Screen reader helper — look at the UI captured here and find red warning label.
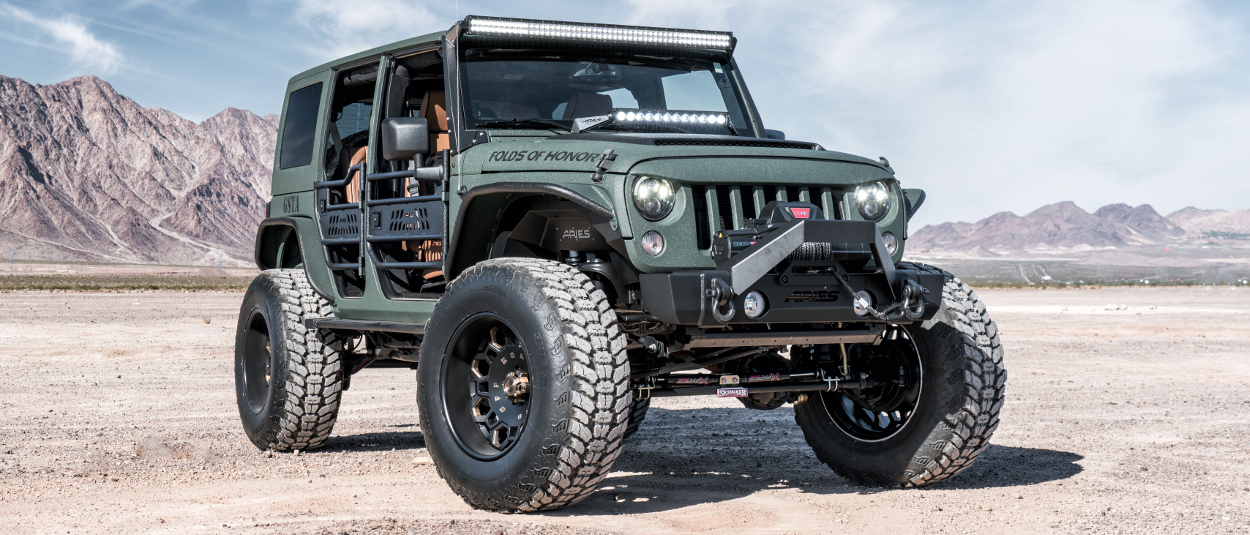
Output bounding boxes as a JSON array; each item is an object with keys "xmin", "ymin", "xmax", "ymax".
[{"xmin": 789, "ymin": 207, "xmax": 811, "ymax": 219}]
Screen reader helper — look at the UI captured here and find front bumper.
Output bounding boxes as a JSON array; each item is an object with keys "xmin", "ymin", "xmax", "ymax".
[{"xmin": 639, "ymin": 219, "xmax": 943, "ymax": 327}]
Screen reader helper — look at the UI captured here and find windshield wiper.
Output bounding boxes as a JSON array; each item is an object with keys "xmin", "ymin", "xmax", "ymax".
[{"xmin": 473, "ymin": 119, "xmax": 569, "ymax": 131}]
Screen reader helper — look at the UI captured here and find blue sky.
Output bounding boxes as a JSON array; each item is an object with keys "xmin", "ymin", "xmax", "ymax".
[{"xmin": 1, "ymin": 0, "xmax": 1248, "ymax": 227}]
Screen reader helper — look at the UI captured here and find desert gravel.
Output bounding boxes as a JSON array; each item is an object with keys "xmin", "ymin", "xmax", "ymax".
[{"xmin": 0, "ymin": 286, "xmax": 1247, "ymax": 534}]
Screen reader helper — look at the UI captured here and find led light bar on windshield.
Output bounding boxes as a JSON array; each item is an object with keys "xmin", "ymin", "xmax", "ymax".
[
  {"xmin": 594, "ymin": 108, "xmax": 734, "ymax": 135},
  {"xmin": 463, "ymin": 16, "xmax": 734, "ymax": 52},
  {"xmin": 615, "ymin": 110, "xmax": 729, "ymax": 126}
]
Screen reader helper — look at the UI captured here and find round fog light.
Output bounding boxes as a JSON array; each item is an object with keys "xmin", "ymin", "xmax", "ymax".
[
  {"xmin": 853, "ymin": 290, "xmax": 874, "ymax": 317},
  {"xmin": 743, "ymin": 291, "xmax": 767, "ymax": 319},
  {"xmin": 882, "ymin": 232, "xmax": 898, "ymax": 255},
  {"xmin": 641, "ymin": 231, "xmax": 664, "ymax": 256}
]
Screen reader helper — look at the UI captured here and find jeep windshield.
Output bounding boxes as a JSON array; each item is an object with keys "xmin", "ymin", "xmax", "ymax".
[{"xmin": 459, "ymin": 51, "xmax": 756, "ymax": 136}]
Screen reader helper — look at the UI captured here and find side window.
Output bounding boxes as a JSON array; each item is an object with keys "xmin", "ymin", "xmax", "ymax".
[
  {"xmin": 333, "ymin": 102, "xmax": 372, "ymax": 145},
  {"xmin": 279, "ymin": 82, "xmax": 323, "ymax": 169}
]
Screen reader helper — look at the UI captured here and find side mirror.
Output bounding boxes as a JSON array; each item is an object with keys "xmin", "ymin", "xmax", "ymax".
[
  {"xmin": 764, "ymin": 129, "xmax": 786, "ymax": 140},
  {"xmin": 381, "ymin": 117, "xmax": 429, "ymax": 161}
]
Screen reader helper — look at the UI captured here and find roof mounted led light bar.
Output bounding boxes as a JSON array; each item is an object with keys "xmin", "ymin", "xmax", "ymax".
[{"xmin": 461, "ymin": 16, "xmax": 735, "ymax": 57}]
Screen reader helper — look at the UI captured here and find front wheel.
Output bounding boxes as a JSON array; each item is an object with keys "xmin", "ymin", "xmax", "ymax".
[
  {"xmin": 794, "ymin": 263, "xmax": 1005, "ymax": 487},
  {"xmin": 418, "ymin": 259, "xmax": 631, "ymax": 512}
]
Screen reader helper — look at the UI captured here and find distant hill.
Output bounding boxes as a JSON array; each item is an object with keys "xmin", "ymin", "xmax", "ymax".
[
  {"xmin": 0, "ymin": 75, "xmax": 277, "ymax": 265},
  {"xmin": 909, "ymin": 202, "xmax": 1250, "ymax": 253}
]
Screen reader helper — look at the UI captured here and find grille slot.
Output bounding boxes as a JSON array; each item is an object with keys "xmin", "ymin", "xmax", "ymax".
[{"xmin": 692, "ymin": 185, "xmax": 711, "ymax": 250}]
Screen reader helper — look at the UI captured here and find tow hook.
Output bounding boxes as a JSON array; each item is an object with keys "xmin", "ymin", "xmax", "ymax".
[
  {"xmin": 900, "ymin": 277, "xmax": 928, "ymax": 320},
  {"xmin": 705, "ymin": 277, "xmax": 736, "ymax": 322}
]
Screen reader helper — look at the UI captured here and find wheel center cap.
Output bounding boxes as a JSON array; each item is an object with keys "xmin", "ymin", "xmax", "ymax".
[{"xmin": 502, "ymin": 370, "xmax": 530, "ymax": 401}]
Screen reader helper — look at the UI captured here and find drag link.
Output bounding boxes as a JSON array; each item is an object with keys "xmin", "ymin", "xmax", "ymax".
[{"xmin": 644, "ymin": 375, "xmax": 882, "ymax": 398}]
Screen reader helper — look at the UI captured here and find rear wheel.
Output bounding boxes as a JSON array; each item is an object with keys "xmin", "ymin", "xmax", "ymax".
[
  {"xmin": 418, "ymin": 258, "xmax": 631, "ymax": 512},
  {"xmin": 234, "ymin": 269, "xmax": 344, "ymax": 451},
  {"xmin": 793, "ymin": 263, "xmax": 1005, "ymax": 486}
]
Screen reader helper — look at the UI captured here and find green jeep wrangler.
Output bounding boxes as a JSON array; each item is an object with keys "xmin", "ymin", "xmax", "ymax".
[{"xmin": 235, "ymin": 16, "xmax": 1006, "ymax": 512}]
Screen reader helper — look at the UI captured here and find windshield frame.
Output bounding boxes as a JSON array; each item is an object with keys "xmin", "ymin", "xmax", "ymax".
[{"xmin": 455, "ymin": 47, "xmax": 764, "ymax": 139}]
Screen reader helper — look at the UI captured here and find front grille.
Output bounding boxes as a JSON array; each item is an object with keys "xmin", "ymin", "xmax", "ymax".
[
  {"xmin": 690, "ymin": 184, "xmax": 843, "ymax": 249},
  {"xmin": 653, "ymin": 138, "xmax": 819, "ymax": 150}
]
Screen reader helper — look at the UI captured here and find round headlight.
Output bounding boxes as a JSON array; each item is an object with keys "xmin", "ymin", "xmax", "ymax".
[
  {"xmin": 632, "ymin": 177, "xmax": 676, "ymax": 221},
  {"xmin": 882, "ymin": 232, "xmax": 898, "ymax": 255},
  {"xmin": 855, "ymin": 182, "xmax": 891, "ymax": 220},
  {"xmin": 641, "ymin": 231, "xmax": 665, "ymax": 256}
]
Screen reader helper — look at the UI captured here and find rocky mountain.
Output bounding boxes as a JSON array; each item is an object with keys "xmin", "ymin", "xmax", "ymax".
[
  {"xmin": 909, "ymin": 202, "xmax": 1250, "ymax": 253},
  {"xmin": 0, "ymin": 74, "xmax": 277, "ymax": 265},
  {"xmin": 1165, "ymin": 207, "xmax": 1250, "ymax": 238}
]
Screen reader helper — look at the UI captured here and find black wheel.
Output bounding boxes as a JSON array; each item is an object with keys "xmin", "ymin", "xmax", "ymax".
[
  {"xmin": 442, "ymin": 314, "xmax": 533, "ymax": 458},
  {"xmin": 823, "ymin": 336, "xmax": 923, "ymax": 439},
  {"xmin": 793, "ymin": 263, "xmax": 1005, "ymax": 487},
  {"xmin": 234, "ymin": 269, "xmax": 344, "ymax": 451},
  {"xmin": 418, "ymin": 258, "xmax": 631, "ymax": 512}
]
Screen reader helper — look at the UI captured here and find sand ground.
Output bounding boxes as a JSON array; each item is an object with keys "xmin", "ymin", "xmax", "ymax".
[{"xmin": 1, "ymin": 286, "xmax": 1247, "ymax": 534}]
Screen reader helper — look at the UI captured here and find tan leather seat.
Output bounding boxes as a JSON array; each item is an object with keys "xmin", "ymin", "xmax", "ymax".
[
  {"xmin": 561, "ymin": 92, "xmax": 612, "ymax": 120},
  {"xmin": 344, "ymin": 146, "xmax": 367, "ymax": 204},
  {"xmin": 420, "ymin": 90, "xmax": 449, "ymax": 153},
  {"xmin": 413, "ymin": 90, "xmax": 447, "ymax": 280}
]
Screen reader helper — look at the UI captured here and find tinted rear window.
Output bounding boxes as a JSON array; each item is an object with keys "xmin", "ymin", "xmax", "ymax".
[{"xmin": 279, "ymin": 82, "xmax": 323, "ymax": 169}]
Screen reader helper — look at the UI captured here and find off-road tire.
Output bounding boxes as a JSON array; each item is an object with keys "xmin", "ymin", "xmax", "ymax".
[
  {"xmin": 234, "ymin": 269, "xmax": 344, "ymax": 451},
  {"xmin": 418, "ymin": 258, "xmax": 631, "ymax": 512},
  {"xmin": 793, "ymin": 262, "xmax": 1005, "ymax": 487},
  {"xmin": 623, "ymin": 396, "xmax": 650, "ymax": 440}
]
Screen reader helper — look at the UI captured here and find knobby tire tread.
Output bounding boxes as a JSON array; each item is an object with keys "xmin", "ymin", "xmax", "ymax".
[
  {"xmin": 257, "ymin": 269, "xmax": 344, "ymax": 452},
  {"xmin": 623, "ymin": 396, "xmax": 650, "ymax": 440},
  {"xmin": 894, "ymin": 262, "xmax": 1005, "ymax": 487}
]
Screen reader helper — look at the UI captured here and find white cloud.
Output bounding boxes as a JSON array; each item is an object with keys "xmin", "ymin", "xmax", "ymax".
[
  {"xmin": 2, "ymin": 4, "xmax": 124, "ymax": 75},
  {"xmin": 620, "ymin": 0, "xmax": 742, "ymax": 29},
  {"xmin": 119, "ymin": 0, "xmax": 200, "ymax": 10},
  {"xmin": 794, "ymin": 0, "xmax": 1250, "ymax": 226},
  {"xmin": 609, "ymin": 0, "xmax": 1250, "ymax": 226},
  {"xmin": 284, "ymin": 0, "xmax": 444, "ymax": 58}
]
